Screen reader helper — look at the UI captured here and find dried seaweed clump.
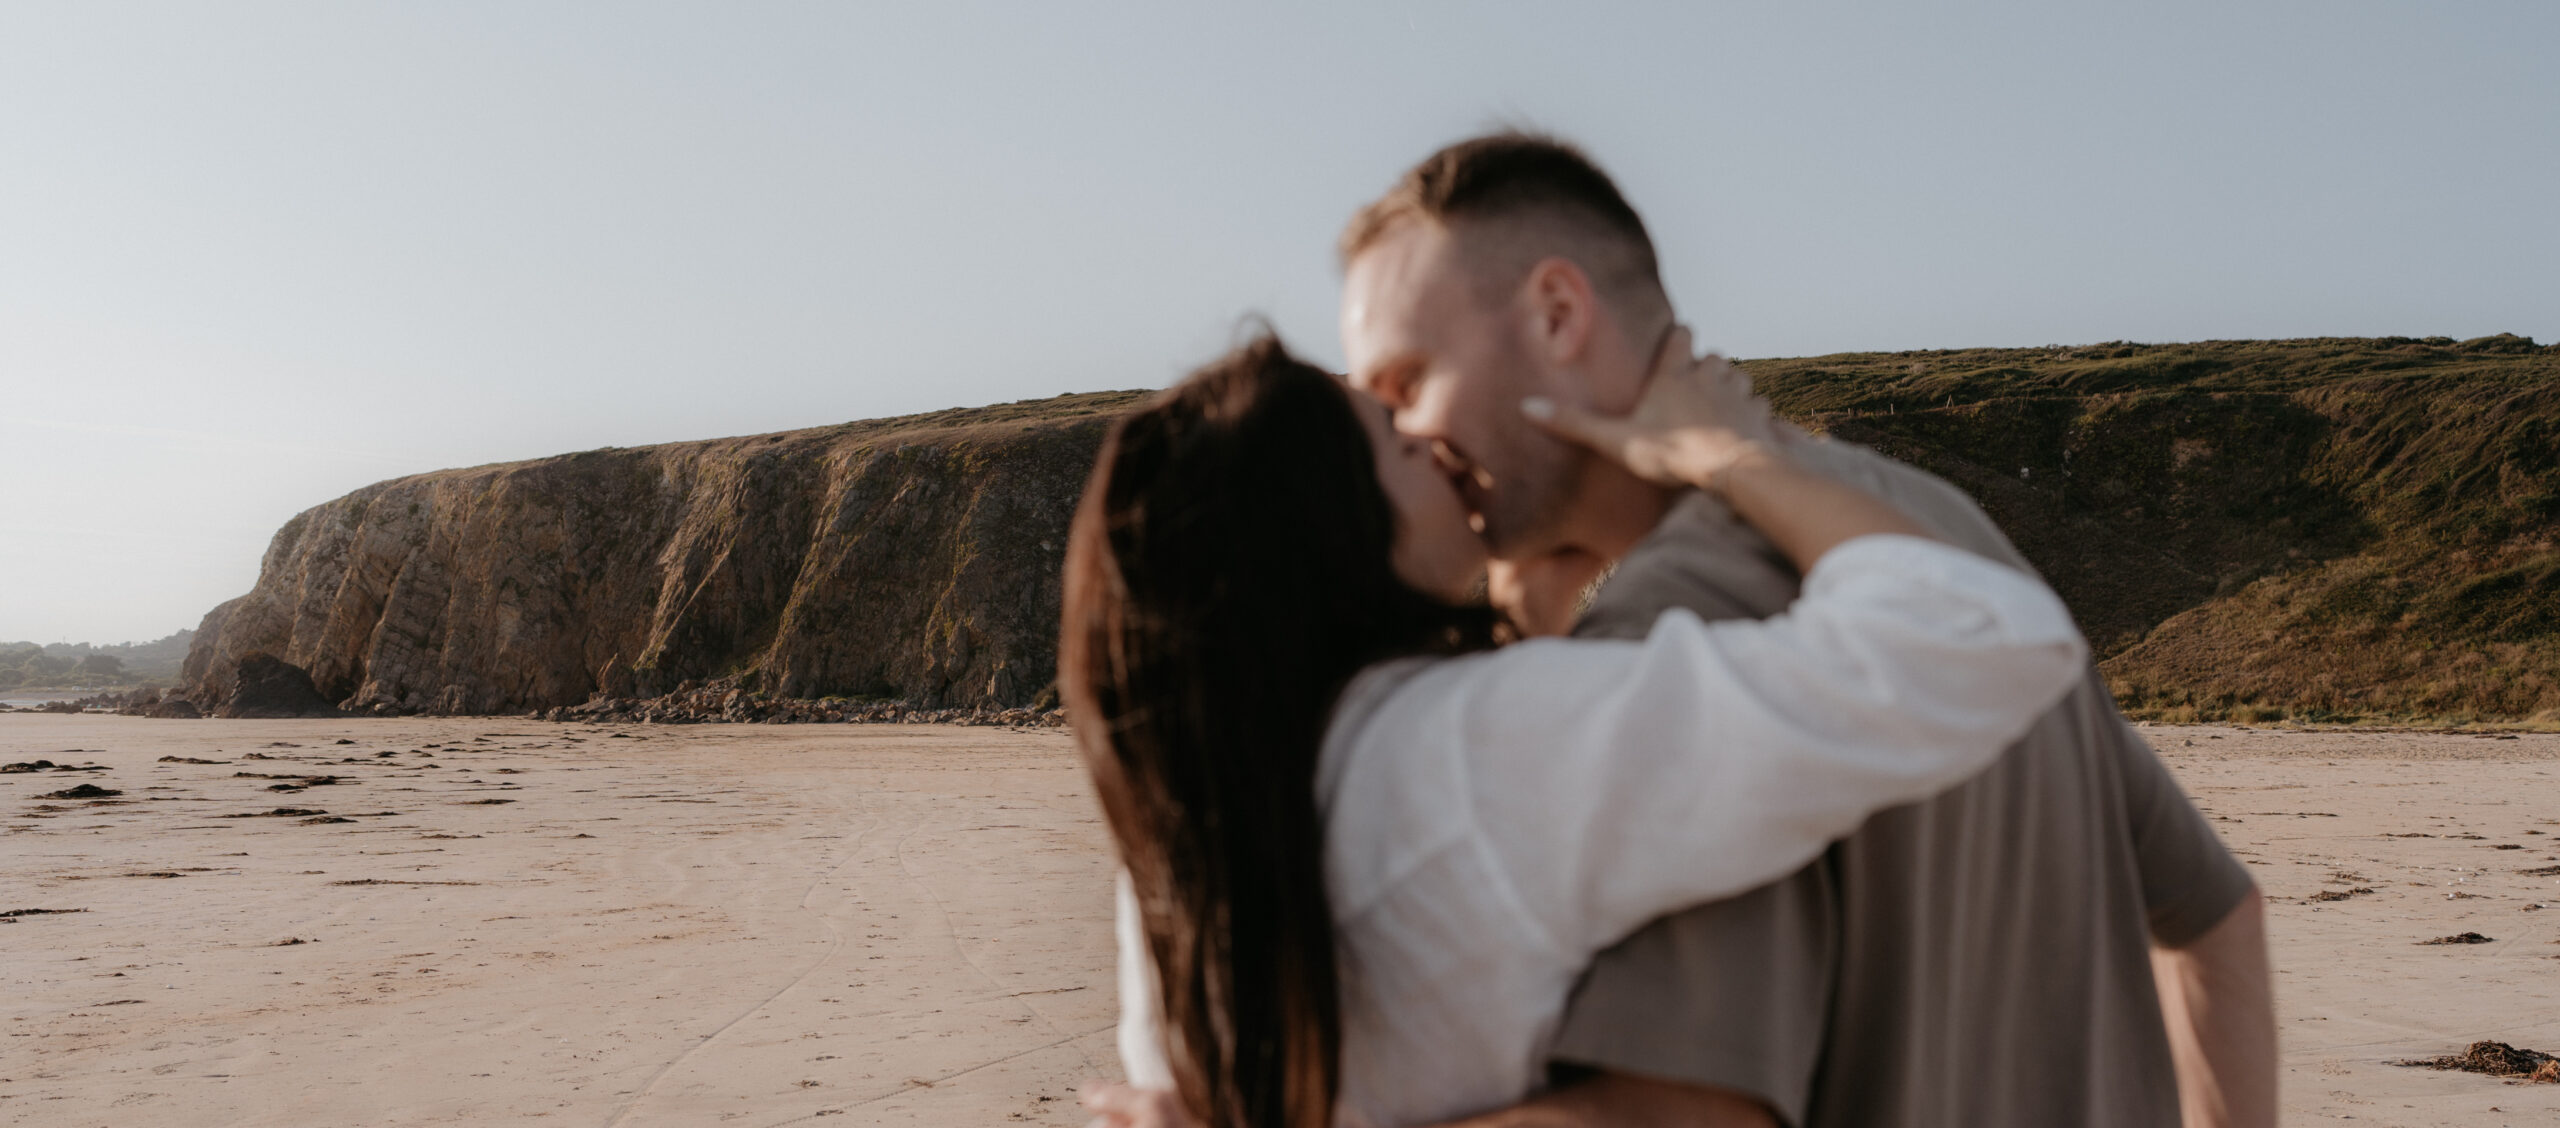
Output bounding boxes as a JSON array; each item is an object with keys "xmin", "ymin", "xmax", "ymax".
[{"xmin": 2398, "ymin": 1041, "xmax": 2560, "ymax": 1082}]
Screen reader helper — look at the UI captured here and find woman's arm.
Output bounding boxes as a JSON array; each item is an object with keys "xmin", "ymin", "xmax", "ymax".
[
  {"xmin": 1346, "ymin": 532, "xmax": 2088, "ymax": 957},
  {"xmin": 1422, "ymin": 1071, "xmax": 1776, "ymax": 1128},
  {"xmin": 1112, "ymin": 871, "xmax": 1175, "ymax": 1089},
  {"xmin": 1522, "ymin": 327, "xmax": 1932, "ymax": 573}
]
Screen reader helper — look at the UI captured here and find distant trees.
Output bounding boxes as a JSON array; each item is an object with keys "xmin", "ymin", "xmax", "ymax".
[
  {"xmin": 0, "ymin": 651, "xmax": 79, "ymax": 686},
  {"xmin": 0, "ymin": 637, "xmax": 182, "ymax": 689}
]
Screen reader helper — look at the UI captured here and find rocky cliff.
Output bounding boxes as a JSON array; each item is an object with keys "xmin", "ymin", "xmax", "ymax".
[
  {"xmin": 183, "ymin": 392, "xmax": 1146, "ymax": 716},
  {"xmin": 187, "ymin": 335, "xmax": 2560, "ymax": 723}
]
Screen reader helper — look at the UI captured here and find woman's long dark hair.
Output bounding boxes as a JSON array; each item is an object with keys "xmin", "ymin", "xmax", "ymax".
[{"xmin": 1059, "ymin": 332, "xmax": 1496, "ymax": 1128}]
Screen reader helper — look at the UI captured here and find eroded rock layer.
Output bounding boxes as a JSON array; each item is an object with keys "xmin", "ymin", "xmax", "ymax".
[{"xmin": 183, "ymin": 393, "xmax": 1146, "ymax": 715}]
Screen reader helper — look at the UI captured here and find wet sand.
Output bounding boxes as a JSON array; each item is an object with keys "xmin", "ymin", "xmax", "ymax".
[{"xmin": 5, "ymin": 716, "xmax": 2559, "ymax": 1127}]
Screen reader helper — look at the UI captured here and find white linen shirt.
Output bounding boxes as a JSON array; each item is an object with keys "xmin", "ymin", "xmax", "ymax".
[{"xmin": 1116, "ymin": 534, "xmax": 2089, "ymax": 1126}]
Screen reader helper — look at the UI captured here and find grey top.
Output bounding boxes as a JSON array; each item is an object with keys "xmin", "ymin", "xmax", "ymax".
[{"xmin": 1548, "ymin": 435, "xmax": 2255, "ymax": 1128}]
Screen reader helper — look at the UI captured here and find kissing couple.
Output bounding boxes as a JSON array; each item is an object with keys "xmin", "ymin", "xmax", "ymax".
[{"xmin": 1064, "ymin": 134, "xmax": 2274, "ymax": 1128}]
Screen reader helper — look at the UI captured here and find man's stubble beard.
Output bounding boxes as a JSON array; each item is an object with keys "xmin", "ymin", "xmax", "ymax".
[
  {"xmin": 1461, "ymin": 331, "xmax": 1593, "ymax": 560},
  {"xmin": 1473, "ymin": 419, "xmax": 1592, "ymax": 561}
]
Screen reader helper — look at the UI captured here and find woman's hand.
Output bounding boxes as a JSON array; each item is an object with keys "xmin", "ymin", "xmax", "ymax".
[
  {"xmin": 1521, "ymin": 326, "xmax": 1781, "ymax": 494},
  {"xmin": 1528, "ymin": 325, "xmax": 1934, "ymax": 573},
  {"xmin": 1081, "ymin": 1082, "xmax": 1195, "ymax": 1128}
]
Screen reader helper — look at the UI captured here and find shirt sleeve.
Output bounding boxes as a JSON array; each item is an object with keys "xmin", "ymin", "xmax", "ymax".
[
  {"xmin": 1422, "ymin": 533, "xmax": 2091, "ymax": 956},
  {"xmin": 2099, "ymin": 705, "xmax": 2259, "ymax": 945},
  {"xmin": 1114, "ymin": 870, "xmax": 1176, "ymax": 1089}
]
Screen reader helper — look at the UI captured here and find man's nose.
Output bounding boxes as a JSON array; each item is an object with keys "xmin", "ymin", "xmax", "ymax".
[
  {"xmin": 1391, "ymin": 386, "xmax": 1456, "ymax": 441},
  {"xmin": 1365, "ymin": 366, "xmax": 1421, "ymax": 411}
]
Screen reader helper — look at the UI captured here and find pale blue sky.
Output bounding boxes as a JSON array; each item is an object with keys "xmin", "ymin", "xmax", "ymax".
[{"xmin": 5, "ymin": 1, "xmax": 2554, "ymax": 644}]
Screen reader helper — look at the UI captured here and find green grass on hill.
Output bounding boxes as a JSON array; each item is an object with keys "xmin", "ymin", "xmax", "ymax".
[{"xmin": 1747, "ymin": 334, "xmax": 2560, "ymax": 725}]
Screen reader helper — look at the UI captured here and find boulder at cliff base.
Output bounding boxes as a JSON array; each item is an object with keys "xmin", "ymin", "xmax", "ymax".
[{"xmin": 218, "ymin": 654, "xmax": 344, "ymax": 719}]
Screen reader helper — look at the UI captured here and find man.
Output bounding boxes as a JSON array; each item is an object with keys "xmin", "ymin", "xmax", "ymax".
[{"xmin": 1336, "ymin": 133, "xmax": 2275, "ymax": 1128}]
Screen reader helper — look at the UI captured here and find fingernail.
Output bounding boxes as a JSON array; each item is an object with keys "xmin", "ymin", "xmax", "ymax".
[{"xmin": 1520, "ymin": 396, "xmax": 1555, "ymax": 420}]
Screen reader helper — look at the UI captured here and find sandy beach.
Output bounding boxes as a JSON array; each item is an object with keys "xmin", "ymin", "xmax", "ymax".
[
  {"xmin": 6, "ymin": 716, "xmax": 2559, "ymax": 1127},
  {"xmin": 2, "ymin": 717, "xmax": 1116, "ymax": 1126}
]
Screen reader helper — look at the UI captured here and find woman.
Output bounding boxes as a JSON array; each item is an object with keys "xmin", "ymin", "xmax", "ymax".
[{"xmin": 1062, "ymin": 330, "xmax": 2086, "ymax": 1128}]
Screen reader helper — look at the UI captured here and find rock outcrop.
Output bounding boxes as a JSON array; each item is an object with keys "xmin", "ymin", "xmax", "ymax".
[
  {"xmin": 183, "ymin": 392, "xmax": 1145, "ymax": 716},
  {"xmin": 217, "ymin": 653, "xmax": 343, "ymax": 718},
  {"xmin": 67, "ymin": 686, "xmax": 207, "ymax": 718}
]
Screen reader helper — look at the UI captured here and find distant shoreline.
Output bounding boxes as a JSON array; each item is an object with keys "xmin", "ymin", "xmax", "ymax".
[{"xmin": 1, "ymin": 687, "xmax": 161, "ymax": 707}]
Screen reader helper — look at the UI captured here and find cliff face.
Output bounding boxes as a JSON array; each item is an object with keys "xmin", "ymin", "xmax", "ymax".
[
  {"xmin": 184, "ymin": 392, "xmax": 1146, "ymax": 715},
  {"xmin": 189, "ymin": 335, "xmax": 2560, "ymax": 723}
]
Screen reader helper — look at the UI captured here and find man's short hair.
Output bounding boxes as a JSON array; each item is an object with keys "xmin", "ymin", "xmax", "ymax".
[{"xmin": 1339, "ymin": 131, "xmax": 1665, "ymax": 311}]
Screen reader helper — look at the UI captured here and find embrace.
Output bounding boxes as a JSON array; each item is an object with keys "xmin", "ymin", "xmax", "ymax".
[{"xmin": 1065, "ymin": 134, "xmax": 2274, "ymax": 1128}]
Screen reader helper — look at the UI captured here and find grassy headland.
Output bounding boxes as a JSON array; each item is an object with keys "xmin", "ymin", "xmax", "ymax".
[{"xmin": 1749, "ymin": 334, "xmax": 2558, "ymax": 724}]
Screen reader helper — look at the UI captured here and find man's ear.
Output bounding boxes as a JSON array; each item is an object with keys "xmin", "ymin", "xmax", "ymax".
[{"xmin": 1517, "ymin": 256, "xmax": 1600, "ymax": 372}]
